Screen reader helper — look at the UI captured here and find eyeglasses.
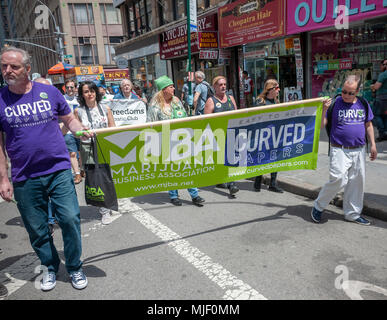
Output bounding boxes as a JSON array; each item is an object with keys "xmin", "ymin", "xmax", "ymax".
[
  {"xmin": 341, "ymin": 90, "xmax": 356, "ymax": 96},
  {"xmin": 269, "ymin": 86, "xmax": 280, "ymax": 91},
  {"xmin": 66, "ymin": 86, "xmax": 74, "ymax": 89}
]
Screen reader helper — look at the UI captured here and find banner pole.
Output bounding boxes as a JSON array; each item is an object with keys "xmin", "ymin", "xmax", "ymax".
[{"xmin": 187, "ymin": 0, "xmax": 193, "ymax": 117}]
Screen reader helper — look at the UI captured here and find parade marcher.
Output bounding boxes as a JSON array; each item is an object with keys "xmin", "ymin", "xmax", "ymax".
[
  {"xmin": 0, "ymin": 46, "xmax": 90, "ymax": 291},
  {"xmin": 147, "ymin": 75, "xmax": 205, "ymax": 206},
  {"xmin": 74, "ymin": 81, "xmax": 116, "ymax": 225},
  {"xmin": 204, "ymin": 76, "xmax": 239, "ymax": 196},
  {"xmin": 243, "ymin": 71, "xmax": 254, "ymax": 108},
  {"xmin": 98, "ymin": 84, "xmax": 114, "ymax": 100},
  {"xmin": 113, "ymin": 79, "xmax": 139, "ymax": 100},
  {"xmin": 133, "ymin": 84, "xmax": 148, "ymax": 105},
  {"xmin": 311, "ymin": 75, "xmax": 377, "ymax": 225},
  {"xmin": 193, "ymin": 71, "xmax": 212, "ymax": 115},
  {"xmin": 371, "ymin": 59, "xmax": 387, "ymax": 141},
  {"xmin": 64, "ymin": 79, "xmax": 82, "ymax": 184},
  {"xmin": 253, "ymin": 79, "xmax": 284, "ymax": 193}
]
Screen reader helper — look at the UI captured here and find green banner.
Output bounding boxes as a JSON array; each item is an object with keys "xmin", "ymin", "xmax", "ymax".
[{"xmin": 96, "ymin": 99, "xmax": 323, "ymax": 198}]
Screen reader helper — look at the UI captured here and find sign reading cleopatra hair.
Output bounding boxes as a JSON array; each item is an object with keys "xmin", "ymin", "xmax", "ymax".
[
  {"xmin": 159, "ymin": 13, "xmax": 218, "ymax": 59},
  {"xmin": 95, "ymin": 98, "xmax": 323, "ymax": 198},
  {"xmin": 287, "ymin": 0, "xmax": 387, "ymax": 35},
  {"xmin": 218, "ymin": 0, "xmax": 284, "ymax": 48},
  {"xmin": 104, "ymin": 69, "xmax": 129, "ymax": 82}
]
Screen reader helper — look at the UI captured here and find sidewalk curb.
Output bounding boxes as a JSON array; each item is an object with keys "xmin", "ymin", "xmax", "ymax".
[{"xmin": 255, "ymin": 176, "xmax": 387, "ymax": 222}]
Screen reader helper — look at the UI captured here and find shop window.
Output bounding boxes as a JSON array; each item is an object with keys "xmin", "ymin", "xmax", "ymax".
[
  {"xmin": 311, "ymin": 21, "xmax": 387, "ymax": 100},
  {"xmin": 69, "ymin": 4, "xmax": 94, "ymax": 25}
]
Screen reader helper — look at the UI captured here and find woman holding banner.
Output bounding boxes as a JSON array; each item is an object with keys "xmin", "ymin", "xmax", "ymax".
[
  {"xmin": 147, "ymin": 75, "xmax": 205, "ymax": 207},
  {"xmin": 204, "ymin": 76, "xmax": 240, "ymax": 197},
  {"xmin": 74, "ymin": 81, "xmax": 116, "ymax": 224},
  {"xmin": 253, "ymin": 79, "xmax": 284, "ymax": 193}
]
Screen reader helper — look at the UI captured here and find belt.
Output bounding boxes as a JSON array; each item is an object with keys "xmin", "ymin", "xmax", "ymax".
[{"xmin": 331, "ymin": 143, "xmax": 364, "ymax": 149}]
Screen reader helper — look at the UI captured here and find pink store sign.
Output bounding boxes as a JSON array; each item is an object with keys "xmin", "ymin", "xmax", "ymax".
[{"xmin": 287, "ymin": 0, "xmax": 387, "ymax": 35}]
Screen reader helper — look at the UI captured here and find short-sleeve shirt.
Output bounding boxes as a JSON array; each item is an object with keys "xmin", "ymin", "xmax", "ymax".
[
  {"xmin": 182, "ymin": 82, "xmax": 195, "ymax": 104},
  {"xmin": 147, "ymin": 98, "xmax": 186, "ymax": 122},
  {"xmin": 328, "ymin": 96, "xmax": 373, "ymax": 147},
  {"xmin": 195, "ymin": 82, "xmax": 208, "ymax": 111},
  {"xmin": 0, "ymin": 82, "xmax": 72, "ymax": 182},
  {"xmin": 376, "ymin": 70, "xmax": 387, "ymax": 96}
]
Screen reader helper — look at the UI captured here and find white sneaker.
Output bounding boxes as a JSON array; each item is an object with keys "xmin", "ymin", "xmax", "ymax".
[
  {"xmin": 41, "ymin": 271, "xmax": 56, "ymax": 291},
  {"xmin": 101, "ymin": 211, "xmax": 112, "ymax": 225}
]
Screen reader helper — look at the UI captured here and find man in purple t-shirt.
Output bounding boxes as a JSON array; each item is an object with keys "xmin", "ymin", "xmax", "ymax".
[
  {"xmin": 311, "ymin": 75, "xmax": 377, "ymax": 226},
  {"xmin": 0, "ymin": 46, "xmax": 92, "ymax": 292}
]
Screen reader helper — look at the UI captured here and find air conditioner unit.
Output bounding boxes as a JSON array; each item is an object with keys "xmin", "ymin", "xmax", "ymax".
[{"xmin": 83, "ymin": 37, "xmax": 91, "ymax": 44}]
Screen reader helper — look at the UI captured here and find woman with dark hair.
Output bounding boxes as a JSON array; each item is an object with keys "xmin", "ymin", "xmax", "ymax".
[{"xmin": 74, "ymin": 81, "xmax": 116, "ymax": 224}]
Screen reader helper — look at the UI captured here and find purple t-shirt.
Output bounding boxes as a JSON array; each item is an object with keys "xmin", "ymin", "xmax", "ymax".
[
  {"xmin": 0, "ymin": 82, "xmax": 72, "ymax": 182},
  {"xmin": 328, "ymin": 96, "xmax": 373, "ymax": 147}
]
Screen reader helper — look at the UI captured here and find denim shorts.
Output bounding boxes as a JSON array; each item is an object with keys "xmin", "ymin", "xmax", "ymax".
[{"xmin": 64, "ymin": 134, "xmax": 80, "ymax": 153}]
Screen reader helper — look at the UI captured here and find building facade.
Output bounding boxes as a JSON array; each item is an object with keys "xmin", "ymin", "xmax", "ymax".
[{"xmin": 6, "ymin": 0, "xmax": 125, "ymax": 78}]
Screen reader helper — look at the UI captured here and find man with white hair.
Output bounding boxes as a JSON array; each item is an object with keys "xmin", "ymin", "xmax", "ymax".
[
  {"xmin": 311, "ymin": 75, "xmax": 377, "ymax": 226},
  {"xmin": 193, "ymin": 71, "xmax": 211, "ymax": 115},
  {"xmin": 113, "ymin": 79, "xmax": 139, "ymax": 99}
]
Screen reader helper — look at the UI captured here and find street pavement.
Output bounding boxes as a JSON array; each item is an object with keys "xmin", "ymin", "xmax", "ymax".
[{"xmin": 1, "ymin": 132, "xmax": 387, "ymax": 301}]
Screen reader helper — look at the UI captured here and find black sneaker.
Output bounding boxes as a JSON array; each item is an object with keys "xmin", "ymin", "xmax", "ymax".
[
  {"xmin": 268, "ymin": 185, "xmax": 284, "ymax": 193},
  {"xmin": 192, "ymin": 196, "xmax": 205, "ymax": 206},
  {"xmin": 228, "ymin": 185, "xmax": 239, "ymax": 195},
  {"xmin": 171, "ymin": 198, "xmax": 182, "ymax": 206}
]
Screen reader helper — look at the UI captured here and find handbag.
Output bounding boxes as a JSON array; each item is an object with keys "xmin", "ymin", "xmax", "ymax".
[{"xmin": 83, "ymin": 106, "xmax": 118, "ymax": 211}]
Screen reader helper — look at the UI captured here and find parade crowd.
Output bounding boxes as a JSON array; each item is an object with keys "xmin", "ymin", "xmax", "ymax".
[{"xmin": 0, "ymin": 46, "xmax": 385, "ymax": 293}]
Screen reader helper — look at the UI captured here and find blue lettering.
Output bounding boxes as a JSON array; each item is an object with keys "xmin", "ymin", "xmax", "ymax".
[
  {"xmin": 332, "ymin": 0, "xmax": 339, "ymax": 18},
  {"xmin": 295, "ymin": 2, "xmax": 310, "ymax": 27},
  {"xmin": 312, "ymin": 0, "xmax": 327, "ymax": 23},
  {"xmin": 361, "ymin": 0, "xmax": 375, "ymax": 12},
  {"xmin": 346, "ymin": 0, "xmax": 358, "ymax": 15}
]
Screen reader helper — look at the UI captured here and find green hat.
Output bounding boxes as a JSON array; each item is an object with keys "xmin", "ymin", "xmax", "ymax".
[{"xmin": 155, "ymin": 75, "xmax": 174, "ymax": 91}]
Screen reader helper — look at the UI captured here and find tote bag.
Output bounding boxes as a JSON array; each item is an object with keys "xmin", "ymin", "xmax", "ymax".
[{"xmin": 84, "ymin": 136, "xmax": 118, "ymax": 211}]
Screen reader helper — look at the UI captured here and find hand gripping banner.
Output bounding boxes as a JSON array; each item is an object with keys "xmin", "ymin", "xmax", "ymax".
[{"xmin": 92, "ymin": 98, "xmax": 324, "ymax": 198}]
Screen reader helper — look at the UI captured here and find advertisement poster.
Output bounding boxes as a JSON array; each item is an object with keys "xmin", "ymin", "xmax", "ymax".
[
  {"xmin": 95, "ymin": 99, "xmax": 323, "ymax": 198},
  {"xmin": 218, "ymin": 0, "xmax": 284, "ymax": 48}
]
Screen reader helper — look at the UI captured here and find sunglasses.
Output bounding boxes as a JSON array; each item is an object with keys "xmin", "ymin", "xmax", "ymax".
[
  {"xmin": 341, "ymin": 90, "xmax": 356, "ymax": 96},
  {"xmin": 269, "ymin": 86, "xmax": 279, "ymax": 91},
  {"xmin": 66, "ymin": 86, "xmax": 75, "ymax": 89}
]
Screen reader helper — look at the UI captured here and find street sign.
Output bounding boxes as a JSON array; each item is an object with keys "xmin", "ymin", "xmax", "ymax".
[
  {"xmin": 64, "ymin": 54, "xmax": 73, "ymax": 58},
  {"xmin": 189, "ymin": 0, "xmax": 197, "ymax": 32},
  {"xmin": 116, "ymin": 57, "xmax": 129, "ymax": 69}
]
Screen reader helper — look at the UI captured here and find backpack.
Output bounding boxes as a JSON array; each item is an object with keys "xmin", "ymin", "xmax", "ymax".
[
  {"xmin": 199, "ymin": 81, "xmax": 215, "ymax": 104},
  {"xmin": 325, "ymin": 94, "xmax": 369, "ymax": 155}
]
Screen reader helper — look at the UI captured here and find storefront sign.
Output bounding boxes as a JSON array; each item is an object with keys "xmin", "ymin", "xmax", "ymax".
[
  {"xmin": 218, "ymin": 0, "xmax": 284, "ymax": 48},
  {"xmin": 75, "ymin": 65, "xmax": 104, "ymax": 75},
  {"xmin": 199, "ymin": 50, "xmax": 218, "ymax": 60},
  {"xmin": 293, "ymin": 38, "xmax": 304, "ymax": 88},
  {"xmin": 317, "ymin": 58, "xmax": 353, "ymax": 73},
  {"xmin": 218, "ymin": 49, "xmax": 232, "ymax": 60},
  {"xmin": 159, "ymin": 13, "xmax": 218, "ymax": 59},
  {"xmin": 244, "ymin": 49, "xmax": 266, "ymax": 59},
  {"xmin": 287, "ymin": 0, "xmax": 387, "ymax": 35},
  {"xmin": 76, "ymin": 74, "xmax": 105, "ymax": 86},
  {"xmin": 104, "ymin": 69, "xmax": 129, "ymax": 82}
]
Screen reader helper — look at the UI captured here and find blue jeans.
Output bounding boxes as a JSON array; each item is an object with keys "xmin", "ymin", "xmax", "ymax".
[
  {"xmin": 13, "ymin": 169, "xmax": 83, "ymax": 274},
  {"xmin": 47, "ymin": 198, "xmax": 55, "ymax": 225},
  {"xmin": 169, "ymin": 188, "xmax": 199, "ymax": 199}
]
